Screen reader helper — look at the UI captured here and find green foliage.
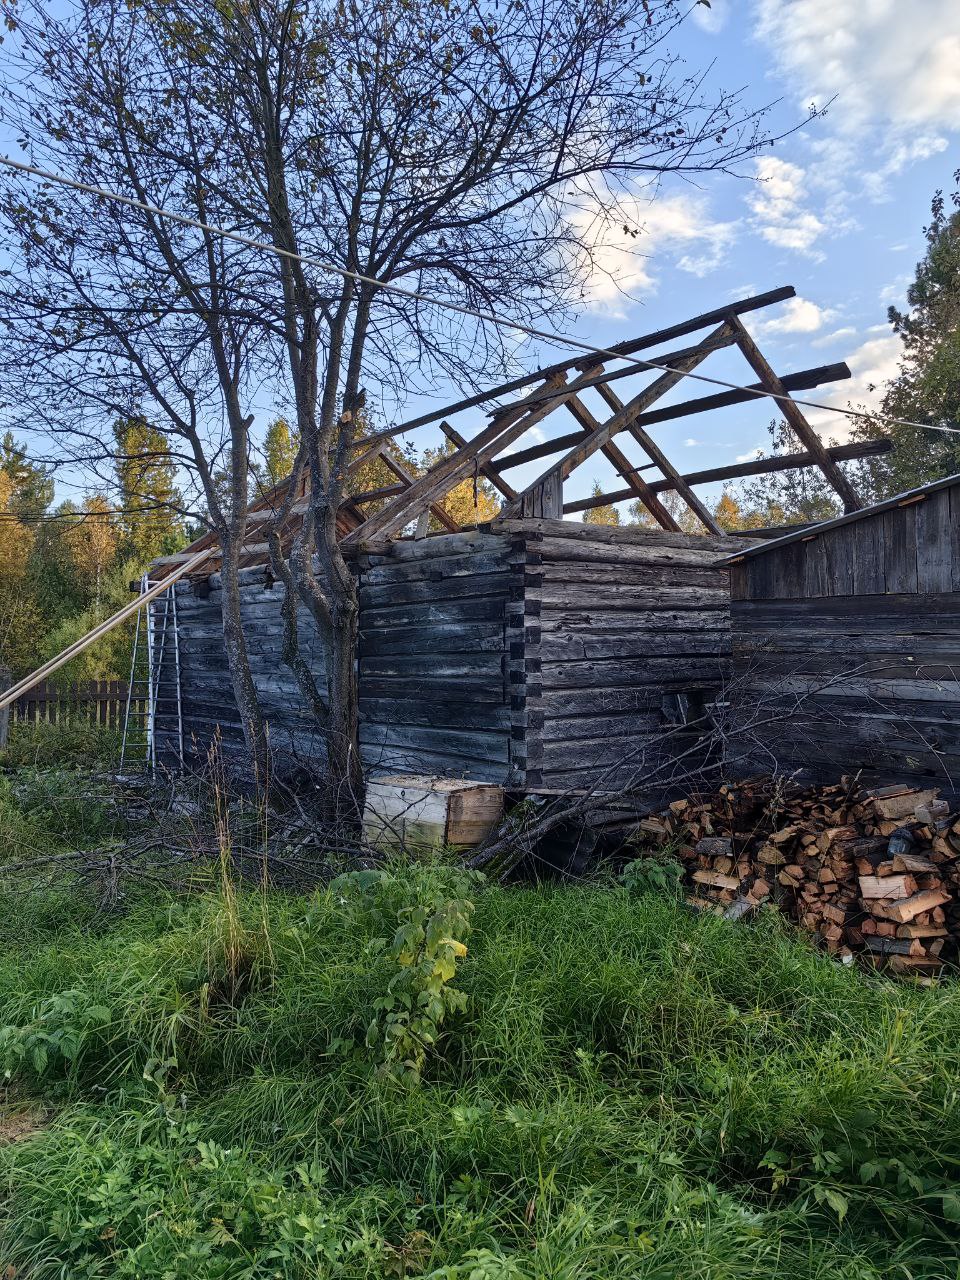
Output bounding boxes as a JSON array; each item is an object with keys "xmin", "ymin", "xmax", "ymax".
[
  {"xmin": 581, "ymin": 480, "xmax": 621, "ymax": 527},
  {"xmin": 113, "ymin": 415, "xmax": 187, "ymax": 563},
  {"xmin": 853, "ymin": 172, "xmax": 960, "ymax": 497},
  {"xmin": 0, "ymin": 717, "xmax": 122, "ymax": 769},
  {"xmin": 0, "ymin": 768, "xmax": 114, "ymax": 844},
  {"xmin": 2, "ymin": 853, "xmax": 960, "ymax": 1276},
  {"xmin": 620, "ymin": 853, "xmax": 684, "ymax": 898},
  {"xmin": 260, "ymin": 415, "xmax": 301, "ymax": 490}
]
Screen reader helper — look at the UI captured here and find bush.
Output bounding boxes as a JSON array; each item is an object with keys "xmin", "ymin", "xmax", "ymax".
[{"xmin": 0, "ymin": 717, "xmax": 122, "ymax": 769}]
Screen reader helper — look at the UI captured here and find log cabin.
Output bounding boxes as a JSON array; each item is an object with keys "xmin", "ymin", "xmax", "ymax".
[{"xmin": 126, "ymin": 285, "xmax": 889, "ymax": 794}]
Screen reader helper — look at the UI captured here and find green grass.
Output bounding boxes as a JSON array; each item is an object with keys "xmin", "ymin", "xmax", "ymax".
[{"xmin": 1, "ymin": 858, "xmax": 959, "ymax": 1276}]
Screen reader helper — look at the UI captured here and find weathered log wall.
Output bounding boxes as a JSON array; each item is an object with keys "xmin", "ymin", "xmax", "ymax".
[
  {"xmin": 153, "ymin": 520, "xmax": 743, "ymax": 792},
  {"xmin": 728, "ymin": 483, "xmax": 960, "ymax": 792},
  {"xmin": 157, "ymin": 566, "xmax": 330, "ymax": 765},
  {"xmin": 356, "ymin": 531, "xmax": 516, "ymax": 783},
  {"xmin": 496, "ymin": 519, "xmax": 741, "ymax": 792}
]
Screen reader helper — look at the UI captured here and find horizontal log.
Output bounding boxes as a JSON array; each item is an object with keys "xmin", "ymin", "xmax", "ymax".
[
  {"xmin": 487, "ymin": 360, "xmax": 847, "ymax": 474},
  {"xmin": 561, "ymin": 439, "xmax": 893, "ymax": 513},
  {"xmin": 490, "ymin": 518, "xmax": 743, "ymax": 552}
]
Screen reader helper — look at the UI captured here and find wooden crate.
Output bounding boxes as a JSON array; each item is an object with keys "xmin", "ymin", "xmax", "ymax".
[{"xmin": 363, "ymin": 774, "xmax": 504, "ymax": 850}]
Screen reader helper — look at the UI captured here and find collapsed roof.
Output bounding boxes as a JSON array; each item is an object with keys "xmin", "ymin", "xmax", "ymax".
[{"xmin": 151, "ymin": 283, "xmax": 887, "ymax": 581}]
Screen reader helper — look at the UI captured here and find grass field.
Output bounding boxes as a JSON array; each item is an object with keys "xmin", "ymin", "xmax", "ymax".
[{"xmin": 2, "ymin": 775, "xmax": 960, "ymax": 1277}]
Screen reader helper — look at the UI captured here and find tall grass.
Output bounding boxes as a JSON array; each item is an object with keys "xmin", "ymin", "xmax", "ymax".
[{"xmin": 1, "ymin": 866, "xmax": 959, "ymax": 1277}]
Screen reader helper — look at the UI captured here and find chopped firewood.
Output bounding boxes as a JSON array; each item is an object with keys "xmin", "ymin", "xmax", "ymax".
[
  {"xmin": 896, "ymin": 923, "xmax": 949, "ymax": 939},
  {"xmin": 915, "ymin": 800, "xmax": 951, "ymax": 825},
  {"xmin": 858, "ymin": 874, "xmax": 917, "ymax": 900},
  {"xmin": 645, "ymin": 776, "xmax": 957, "ymax": 976},
  {"xmin": 891, "ymin": 852, "xmax": 938, "ymax": 874},
  {"xmin": 692, "ymin": 869, "xmax": 740, "ymax": 892},
  {"xmin": 695, "ymin": 837, "xmax": 734, "ymax": 858},
  {"xmin": 879, "ymin": 889, "xmax": 952, "ymax": 925},
  {"xmin": 872, "ymin": 789, "xmax": 940, "ymax": 821}
]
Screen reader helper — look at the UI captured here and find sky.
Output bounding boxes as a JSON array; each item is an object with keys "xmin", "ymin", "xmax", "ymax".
[
  {"xmin": 6, "ymin": 0, "xmax": 960, "ymax": 518},
  {"xmin": 431, "ymin": 0, "xmax": 960, "ymax": 516}
]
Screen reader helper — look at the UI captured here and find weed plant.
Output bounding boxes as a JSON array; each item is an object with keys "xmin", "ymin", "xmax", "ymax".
[{"xmin": 0, "ymin": 861, "xmax": 958, "ymax": 1277}]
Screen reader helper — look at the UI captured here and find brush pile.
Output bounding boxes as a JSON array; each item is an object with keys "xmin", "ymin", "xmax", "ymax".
[{"xmin": 637, "ymin": 777, "xmax": 960, "ymax": 974}]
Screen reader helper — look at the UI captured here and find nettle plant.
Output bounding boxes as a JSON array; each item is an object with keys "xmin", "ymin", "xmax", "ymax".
[{"xmin": 332, "ymin": 867, "xmax": 476, "ymax": 1084}]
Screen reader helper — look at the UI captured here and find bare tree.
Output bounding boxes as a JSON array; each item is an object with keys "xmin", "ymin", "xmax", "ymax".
[{"xmin": 0, "ymin": 0, "xmax": 802, "ymax": 803}]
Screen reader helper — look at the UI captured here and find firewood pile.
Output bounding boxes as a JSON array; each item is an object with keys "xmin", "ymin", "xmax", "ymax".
[{"xmin": 637, "ymin": 777, "xmax": 960, "ymax": 975}]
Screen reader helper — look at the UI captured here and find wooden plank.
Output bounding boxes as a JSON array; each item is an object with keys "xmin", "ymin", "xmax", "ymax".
[
  {"xmin": 490, "ymin": 517, "xmax": 743, "ymax": 551},
  {"xmin": 439, "ymin": 420, "xmax": 517, "ymax": 501},
  {"xmin": 592, "ymin": 380, "xmax": 724, "ymax": 534},
  {"xmin": 882, "ymin": 506, "xmax": 918, "ymax": 594},
  {"xmin": 561, "ymin": 439, "xmax": 892, "ymax": 512},
  {"xmin": 499, "ymin": 324, "xmax": 736, "ymax": 519},
  {"xmin": 562, "ymin": 394, "xmax": 681, "ymax": 531},
  {"xmin": 852, "ymin": 515, "xmax": 885, "ymax": 596},
  {"xmin": 727, "ymin": 315, "xmax": 861, "ymax": 512},
  {"xmin": 823, "ymin": 522, "xmax": 856, "ymax": 597},
  {"xmin": 917, "ymin": 488, "xmax": 952, "ymax": 593},
  {"xmin": 345, "ymin": 369, "xmax": 575, "ymax": 544},
  {"xmin": 353, "ymin": 286, "xmax": 798, "ymax": 445}
]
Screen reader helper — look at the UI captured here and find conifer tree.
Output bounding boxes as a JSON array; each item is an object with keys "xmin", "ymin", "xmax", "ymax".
[{"xmin": 113, "ymin": 417, "xmax": 186, "ymax": 564}]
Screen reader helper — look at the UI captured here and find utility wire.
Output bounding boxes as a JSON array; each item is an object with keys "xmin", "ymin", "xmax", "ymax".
[{"xmin": 1, "ymin": 153, "xmax": 957, "ymax": 439}]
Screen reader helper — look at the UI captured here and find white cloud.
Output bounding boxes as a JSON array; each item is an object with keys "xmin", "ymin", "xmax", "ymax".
[
  {"xmin": 746, "ymin": 156, "xmax": 848, "ymax": 259},
  {"xmin": 879, "ymin": 274, "xmax": 911, "ymax": 308},
  {"xmin": 692, "ymin": 0, "xmax": 729, "ymax": 34},
  {"xmin": 684, "ymin": 437, "xmax": 701, "ymax": 447},
  {"xmin": 805, "ymin": 334, "xmax": 902, "ymax": 442},
  {"xmin": 569, "ymin": 191, "xmax": 738, "ymax": 315},
  {"xmin": 811, "ymin": 325, "xmax": 857, "ymax": 348},
  {"xmin": 753, "ymin": 1, "xmax": 960, "ymax": 198},
  {"xmin": 752, "ymin": 296, "xmax": 838, "ymax": 338},
  {"xmin": 736, "ymin": 447, "xmax": 765, "ymax": 463}
]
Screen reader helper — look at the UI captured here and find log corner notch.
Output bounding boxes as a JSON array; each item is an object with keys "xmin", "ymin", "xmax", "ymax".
[{"xmin": 337, "ymin": 284, "xmax": 871, "ymax": 547}]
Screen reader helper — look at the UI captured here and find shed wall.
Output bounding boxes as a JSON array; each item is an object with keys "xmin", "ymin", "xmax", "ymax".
[
  {"xmin": 729, "ymin": 484, "xmax": 960, "ymax": 793},
  {"xmin": 500, "ymin": 520, "xmax": 739, "ymax": 791}
]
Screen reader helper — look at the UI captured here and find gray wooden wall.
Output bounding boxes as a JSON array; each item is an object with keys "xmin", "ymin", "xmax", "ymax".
[
  {"xmin": 158, "ymin": 566, "xmax": 331, "ymax": 766},
  {"xmin": 498, "ymin": 519, "xmax": 741, "ymax": 792},
  {"xmin": 154, "ymin": 521, "xmax": 742, "ymax": 794},
  {"xmin": 728, "ymin": 483, "xmax": 960, "ymax": 792},
  {"xmin": 356, "ymin": 531, "xmax": 516, "ymax": 783}
]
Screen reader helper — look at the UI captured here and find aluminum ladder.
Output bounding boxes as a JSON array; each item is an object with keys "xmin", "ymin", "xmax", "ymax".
[{"xmin": 120, "ymin": 574, "xmax": 183, "ymax": 773}]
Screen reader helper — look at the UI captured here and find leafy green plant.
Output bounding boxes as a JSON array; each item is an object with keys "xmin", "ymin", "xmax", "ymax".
[
  {"xmin": 620, "ymin": 853, "xmax": 684, "ymax": 898},
  {"xmin": 0, "ymin": 988, "xmax": 112, "ymax": 1081}
]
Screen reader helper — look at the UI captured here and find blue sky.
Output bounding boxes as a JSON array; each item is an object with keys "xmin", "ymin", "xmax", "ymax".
[
  {"xmin": 418, "ymin": 0, "xmax": 960, "ymax": 516},
  {"xmin": 10, "ymin": 0, "xmax": 960, "ymax": 517}
]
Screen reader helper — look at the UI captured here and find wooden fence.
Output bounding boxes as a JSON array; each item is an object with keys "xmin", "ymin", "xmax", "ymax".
[{"xmin": 7, "ymin": 679, "xmax": 134, "ymax": 729}]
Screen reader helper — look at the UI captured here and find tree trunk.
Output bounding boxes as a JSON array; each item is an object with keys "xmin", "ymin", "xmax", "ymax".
[{"xmin": 219, "ymin": 537, "xmax": 270, "ymax": 783}]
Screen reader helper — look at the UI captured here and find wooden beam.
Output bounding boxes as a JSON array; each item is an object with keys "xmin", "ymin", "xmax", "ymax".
[
  {"xmin": 561, "ymin": 438, "xmax": 894, "ymax": 513},
  {"xmin": 377, "ymin": 450, "xmax": 461, "ymax": 533},
  {"xmin": 726, "ymin": 315, "xmax": 862, "ymax": 513},
  {"xmin": 342, "ymin": 370, "xmax": 574, "ymax": 545},
  {"xmin": 562, "ymin": 395, "xmax": 681, "ymax": 531},
  {"xmin": 488, "ymin": 362, "xmax": 853, "ymax": 474},
  {"xmin": 499, "ymin": 323, "xmax": 735, "ymax": 520},
  {"xmin": 439, "ymin": 420, "xmax": 517, "ymax": 501},
  {"xmin": 593, "ymin": 380, "xmax": 721, "ymax": 535},
  {"xmin": 350, "ymin": 285, "xmax": 797, "ymax": 448}
]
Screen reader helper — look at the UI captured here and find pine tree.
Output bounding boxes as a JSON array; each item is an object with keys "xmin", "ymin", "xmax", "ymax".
[
  {"xmin": 113, "ymin": 416, "xmax": 186, "ymax": 564},
  {"xmin": 853, "ymin": 173, "xmax": 960, "ymax": 497},
  {"xmin": 0, "ymin": 470, "xmax": 39, "ymax": 674},
  {"xmin": 0, "ymin": 430, "xmax": 54, "ymax": 519},
  {"xmin": 582, "ymin": 480, "xmax": 621, "ymax": 526}
]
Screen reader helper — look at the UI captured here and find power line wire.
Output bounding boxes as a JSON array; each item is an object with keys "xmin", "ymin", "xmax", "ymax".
[{"xmin": 0, "ymin": 153, "xmax": 957, "ymax": 439}]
